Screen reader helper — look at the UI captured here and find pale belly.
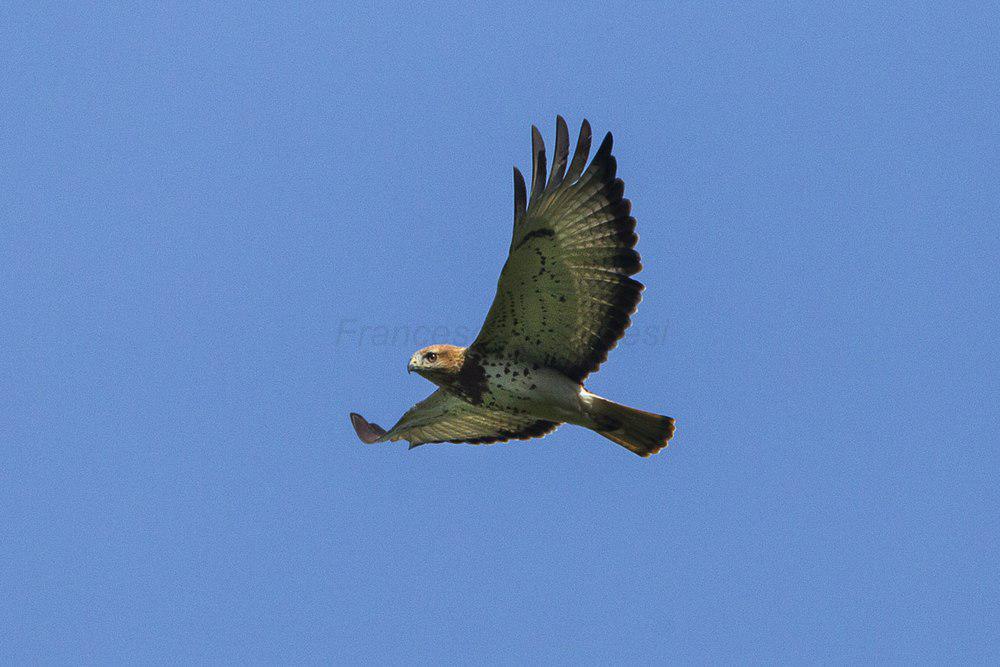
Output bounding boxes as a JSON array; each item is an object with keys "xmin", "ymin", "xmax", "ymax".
[{"xmin": 477, "ymin": 359, "xmax": 587, "ymax": 425}]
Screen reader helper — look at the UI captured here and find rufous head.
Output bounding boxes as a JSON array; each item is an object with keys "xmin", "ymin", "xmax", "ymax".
[{"xmin": 407, "ymin": 344, "xmax": 466, "ymax": 383}]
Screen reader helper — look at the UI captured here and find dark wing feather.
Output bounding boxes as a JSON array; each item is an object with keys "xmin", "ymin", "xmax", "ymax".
[
  {"xmin": 350, "ymin": 390, "xmax": 558, "ymax": 447},
  {"xmin": 470, "ymin": 119, "xmax": 643, "ymax": 382},
  {"xmin": 548, "ymin": 115, "xmax": 570, "ymax": 189},
  {"xmin": 530, "ymin": 125, "xmax": 547, "ymax": 201},
  {"xmin": 565, "ymin": 119, "xmax": 592, "ymax": 183},
  {"xmin": 513, "ymin": 167, "xmax": 527, "ymax": 222}
]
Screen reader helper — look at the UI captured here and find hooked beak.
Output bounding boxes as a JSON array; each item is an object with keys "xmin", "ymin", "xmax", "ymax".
[{"xmin": 407, "ymin": 361, "xmax": 416, "ymax": 374}]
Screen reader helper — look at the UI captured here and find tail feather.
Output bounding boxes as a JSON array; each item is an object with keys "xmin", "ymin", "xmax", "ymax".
[{"xmin": 587, "ymin": 395, "xmax": 675, "ymax": 457}]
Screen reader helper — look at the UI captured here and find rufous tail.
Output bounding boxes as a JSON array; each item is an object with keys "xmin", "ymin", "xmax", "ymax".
[{"xmin": 587, "ymin": 395, "xmax": 675, "ymax": 457}]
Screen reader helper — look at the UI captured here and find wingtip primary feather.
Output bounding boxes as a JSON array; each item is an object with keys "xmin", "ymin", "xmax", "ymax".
[
  {"xmin": 565, "ymin": 119, "xmax": 593, "ymax": 183},
  {"xmin": 549, "ymin": 115, "xmax": 570, "ymax": 188},
  {"xmin": 530, "ymin": 125, "xmax": 547, "ymax": 200},
  {"xmin": 596, "ymin": 131, "xmax": 614, "ymax": 159},
  {"xmin": 350, "ymin": 412, "xmax": 387, "ymax": 444},
  {"xmin": 513, "ymin": 166, "xmax": 527, "ymax": 221}
]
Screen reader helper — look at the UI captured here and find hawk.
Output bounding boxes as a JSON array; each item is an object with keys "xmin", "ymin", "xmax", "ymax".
[{"xmin": 350, "ymin": 117, "xmax": 675, "ymax": 456}]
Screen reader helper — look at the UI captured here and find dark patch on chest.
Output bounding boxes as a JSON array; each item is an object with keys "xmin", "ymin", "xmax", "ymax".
[{"xmin": 453, "ymin": 353, "xmax": 488, "ymax": 405}]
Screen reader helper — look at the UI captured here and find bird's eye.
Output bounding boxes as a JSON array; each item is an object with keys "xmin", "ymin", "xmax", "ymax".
[{"xmin": 424, "ymin": 352, "xmax": 437, "ymax": 363}]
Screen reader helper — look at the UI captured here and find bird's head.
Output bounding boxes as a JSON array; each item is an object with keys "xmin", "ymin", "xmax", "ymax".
[{"xmin": 408, "ymin": 344, "xmax": 466, "ymax": 384}]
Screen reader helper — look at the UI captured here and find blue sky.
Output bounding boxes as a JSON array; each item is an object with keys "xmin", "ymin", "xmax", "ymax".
[{"xmin": 2, "ymin": 2, "xmax": 998, "ymax": 663}]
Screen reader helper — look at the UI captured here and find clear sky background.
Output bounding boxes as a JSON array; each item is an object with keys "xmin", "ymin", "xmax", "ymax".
[{"xmin": 2, "ymin": 3, "xmax": 998, "ymax": 663}]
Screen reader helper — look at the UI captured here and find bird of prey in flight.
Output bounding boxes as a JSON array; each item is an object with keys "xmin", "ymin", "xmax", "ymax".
[{"xmin": 350, "ymin": 117, "xmax": 675, "ymax": 456}]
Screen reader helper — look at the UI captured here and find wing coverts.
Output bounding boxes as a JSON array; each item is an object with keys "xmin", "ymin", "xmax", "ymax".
[{"xmin": 472, "ymin": 116, "xmax": 643, "ymax": 383}]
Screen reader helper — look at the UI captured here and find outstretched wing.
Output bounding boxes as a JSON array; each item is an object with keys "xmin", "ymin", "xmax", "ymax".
[
  {"xmin": 469, "ymin": 117, "xmax": 643, "ymax": 383},
  {"xmin": 350, "ymin": 389, "xmax": 558, "ymax": 447}
]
